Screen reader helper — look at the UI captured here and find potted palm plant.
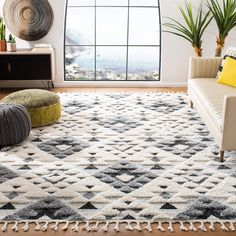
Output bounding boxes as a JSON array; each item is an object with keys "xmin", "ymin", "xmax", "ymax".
[
  {"xmin": 206, "ymin": 0, "xmax": 236, "ymax": 57},
  {"xmin": 163, "ymin": 2, "xmax": 212, "ymax": 57},
  {"xmin": 0, "ymin": 17, "xmax": 6, "ymax": 52},
  {"xmin": 7, "ymin": 34, "xmax": 16, "ymax": 52}
]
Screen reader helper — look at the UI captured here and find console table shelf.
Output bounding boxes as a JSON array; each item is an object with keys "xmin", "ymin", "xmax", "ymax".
[{"xmin": 0, "ymin": 49, "xmax": 56, "ymax": 90}]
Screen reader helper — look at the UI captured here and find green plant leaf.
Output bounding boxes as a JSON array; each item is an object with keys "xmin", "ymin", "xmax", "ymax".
[
  {"xmin": 207, "ymin": 0, "xmax": 236, "ymax": 41},
  {"xmin": 163, "ymin": 1, "xmax": 212, "ymax": 51}
]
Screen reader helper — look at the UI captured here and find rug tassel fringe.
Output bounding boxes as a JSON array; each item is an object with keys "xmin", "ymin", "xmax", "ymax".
[
  {"xmin": 209, "ymin": 222, "xmax": 215, "ymax": 231},
  {"xmin": 34, "ymin": 222, "xmax": 41, "ymax": 231},
  {"xmin": 168, "ymin": 221, "xmax": 174, "ymax": 232},
  {"xmin": 90, "ymin": 222, "xmax": 99, "ymax": 232},
  {"xmin": 157, "ymin": 222, "xmax": 165, "ymax": 232},
  {"xmin": 189, "ymin": 222, "xmax": 197, "ymax": 231},
  {"xmin": 114, "ymin": 222, "xmax": 120, "ymax": 232},
  {"xmin": 22, "ymin": 222, "xmax": 29, "ymax": 232},
  {"xmin": 220, "ymin": 222, "xmax": 228, "ymax": 231},
  {"xmin": 71, "ymin": 222, "xmax": 79, "ymax": 232},
  {"xmin": 81, "ymin": 222, "xmax": 91, "ymax": 232},
  {"xmin": 180, "ymin": 222, "xmax": 188, "ymax": 231},
  {"xmin": 134, "ymin": 222, "xmax": 142, "ymax": 231},
  {"xmin": 198, "ymin": 221, "xmax": 207, "ymax": 232},
  {"xmin": 0, "ymin": 220, "xmax": 235, "ymax": 232},
  {"xmin": 229, "ymin": 222, "xmax": 235, "ymax": 231},
  {"xmin": 102, "ymin": 222, "xmax": 109, "ymax": 232},
  {"xmin": 1, "ymin": 222, "xmax": 7, "ymax": 232},
  {"xmin": 51, "ymin": 221, "xmax": 59, "ymax": 231},
  {"xmin": 62, "ymin": 221, "xmax": 70, "ymax": 231},
  {"xmin": 145, "ymin": 221, "xmax": 152, "ymax": 232},
  {"xmin": 125, "ymin": 222, "xmax": 133, "ymax": 231},
  {"xmin": 41, "ymin": 222, "xmax": 48, "ymax": 231},
  {"xmin": 11, "ymin": 222, "xmax": 18, "ymax": 232}
]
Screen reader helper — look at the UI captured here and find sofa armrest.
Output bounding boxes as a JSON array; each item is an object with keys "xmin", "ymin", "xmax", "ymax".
[
  {"xmin": 189, "ymin": 57, "xmax": 222, "ymax": 79},
  {"xmin": 221, "ymin": 96, "xmax": 236, "ymax": 150}
]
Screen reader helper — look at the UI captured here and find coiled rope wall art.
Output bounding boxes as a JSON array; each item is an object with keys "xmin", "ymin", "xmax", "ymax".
[{"xmin": 3, "ymin": 0, "xmax": 54, "ymax": 41}]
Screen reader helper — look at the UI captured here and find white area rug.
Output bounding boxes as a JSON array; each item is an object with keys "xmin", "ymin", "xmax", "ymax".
[{"xmin": 0, "ymin": 92, "xmax": 236, "ymax": 232}]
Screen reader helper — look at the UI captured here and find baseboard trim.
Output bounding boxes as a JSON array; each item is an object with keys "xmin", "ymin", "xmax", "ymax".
[
  {"xmin": 0, "ymin": 81, "xmax": 188, "ymax": 88},
  {"xmin": 54, "ymin": 81, "xmax": 187, "ymax": 88}
]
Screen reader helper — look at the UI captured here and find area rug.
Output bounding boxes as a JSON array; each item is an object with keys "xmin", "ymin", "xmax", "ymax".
[{"xmin": 0, "ymin": 92, "xmax": 236, "ymax": 232}]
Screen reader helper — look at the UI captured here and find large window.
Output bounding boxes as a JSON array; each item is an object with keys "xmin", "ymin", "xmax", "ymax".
[{"xmin": 65, "ymin": 0, "xmax": 161, "ymax": 81}]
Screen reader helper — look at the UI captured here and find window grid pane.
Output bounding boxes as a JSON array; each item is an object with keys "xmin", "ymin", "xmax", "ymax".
[
  {"xmin": 66, "ymin": 7, "xmax": 95, "ymax": 46},
  {"xmin": 96, "ymin": 7, "xmax": 128, "ymax": 45},
  {"xmin": 130, "ymin": 0, "xmax": 159, "ymax": 6},
  {"xmin": 97, "ymin": 0, "xmax": 128, "ymax": 6},
  {"xmin": 65, "ymin": 46, "xmax": 95, "ymax": 80},
  {"xmin": 96, "ymin": 46, "xmax": 127, "ymax": 80},
  {"xmin": 67, "ymin": 0, "xmax": 95, "ymax": 6},
  {"xmin": 128, "ymin": 46, "xmax": 160, "ymax": 80},
  {"xmin": 129, "ymin": 8, "xmax": 160, "ymax": 45},
  {"xmin": 65, "ymin": 0, "xmax": 161, "ymax": 81}
]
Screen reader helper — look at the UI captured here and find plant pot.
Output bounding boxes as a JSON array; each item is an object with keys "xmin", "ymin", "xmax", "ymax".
[
  {"xmin": 0, "ymin": 40, "xmax": 6, "ymax": 52},
  {"xmin": 7, "ymin": 43, "xmax": 17, "ymax": 52}
]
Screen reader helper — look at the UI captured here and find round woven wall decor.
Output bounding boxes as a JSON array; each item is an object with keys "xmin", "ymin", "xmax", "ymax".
[{"xmin": 3, "ymin": 0, "xmax": 54, "ymax": 41}]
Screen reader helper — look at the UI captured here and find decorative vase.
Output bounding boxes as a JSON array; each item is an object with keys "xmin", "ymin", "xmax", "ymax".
[
  {"xmin": 0, "ymin": 40, "xmax": 6, "ymax": 52},
  {"xmin": 7, "ymin": 42, "xmax": 17, "ymax": 52}
]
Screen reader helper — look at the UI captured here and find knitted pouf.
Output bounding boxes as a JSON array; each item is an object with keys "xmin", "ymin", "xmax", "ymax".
[
  {"xmin": 0, "ymin": 104, "xmax": 31, "ymax": 147},
  {"xmin": 1, "ymin": 89, "xmax": 61, "ymax": 127}
]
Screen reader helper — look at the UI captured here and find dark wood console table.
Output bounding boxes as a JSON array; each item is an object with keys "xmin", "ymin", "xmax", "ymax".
[{"xmin": 0, "ymin": 49, "xmax": 56, "ymax": 90}]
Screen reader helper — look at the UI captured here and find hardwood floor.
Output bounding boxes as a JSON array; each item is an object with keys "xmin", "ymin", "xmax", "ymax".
[
  {"xmin": 0, "ymin": 87, "xmax": 187, "ymax": 100},
  {"xmin": 0, "ymin": 87, "xmax": 233, "ymax": 236}
]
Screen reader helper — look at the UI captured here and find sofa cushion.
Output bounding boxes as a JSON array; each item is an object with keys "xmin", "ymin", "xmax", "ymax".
[
  {"xmin": 217, "ymin": 47, "xmax": 236, "ymax": 78},
  {"xmin": 218, "ymin": 57, "xmax": 236, "ymax": 87},
  {"xmin": 188, "ymin": 78, "xmax": 236, "ymax": 131}
]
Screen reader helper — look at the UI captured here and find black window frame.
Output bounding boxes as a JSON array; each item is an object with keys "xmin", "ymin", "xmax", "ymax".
[{"xmin": 64, "ymin": 0, "xmax": 162, "ymax": 81}]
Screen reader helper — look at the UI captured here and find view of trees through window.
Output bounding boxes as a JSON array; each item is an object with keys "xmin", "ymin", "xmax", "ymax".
[{"xmin": 65, "ymin": 0, "xmax": 161, "ymax": 81}]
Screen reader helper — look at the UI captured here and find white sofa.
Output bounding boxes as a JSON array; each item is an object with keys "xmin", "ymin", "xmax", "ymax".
[{"xmin": 188, "ymin": 57, "xmax": 236, "ymax": 161}]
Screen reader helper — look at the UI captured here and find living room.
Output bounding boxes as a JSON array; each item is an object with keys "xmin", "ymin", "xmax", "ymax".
[{"xmin": 0, "ymin": 0, "xmax": 236, "ymax": 235}]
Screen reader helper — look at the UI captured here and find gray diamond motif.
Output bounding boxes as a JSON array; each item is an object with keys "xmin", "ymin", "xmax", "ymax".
[
  {"xmin": 175, "ymin": 197, "xmax": 236, "ymax": 220},
  {"xmin": 83, "ymin": 192, "xmax": 95, "ymax": 199},
  {"xmin": 38, "ymin": 136, "xmax": 90, "ymax": 159},
  {"xmin": 4, "ymin": 197, "xmax": 84, "ymax": 221},
  {"xmin": 145, "ymin": 97, "xmax": 187, "ymax": 114},
  {"xmin": 155, "ymin": 136, "xmax": 208, "ymax": 159},
  {"xmin": 99, "ymin": 117, "xmax": 142, "ymax": 133},
  {"xmin": 160, "ymin": 192, "xmax": 172, "ymax": 199},
  {"xmin": 63, "ymin": 99, "xmax": 93, "ymax": 114},
  {"xmin": 94, "ymin": 160, "xmax": 156, "ymax": 193},
  {"xmin": 0, "ymin": 165, "xmax": 19, "ymax": 184},
  {"xmin": 7, "ymin": 191, "xmax": 19, "ymax": 200},
  {"xmin": 107, "ymin": 94, "xmax": 131, "ymax": 99},
  {"xmin": 110, "ymin": 141, "xmax": 135, "ymax": 152}
]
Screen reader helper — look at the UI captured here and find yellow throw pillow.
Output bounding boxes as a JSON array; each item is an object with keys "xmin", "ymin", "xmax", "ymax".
[{"xmin": 218, "ymin": 57, "xmax": 236, "ymax": 87}]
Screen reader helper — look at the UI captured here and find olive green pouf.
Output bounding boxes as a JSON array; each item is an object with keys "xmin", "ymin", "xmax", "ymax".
[{"xmin": 2, "ymin": 89, "xmax": 61, "ymax": 127}]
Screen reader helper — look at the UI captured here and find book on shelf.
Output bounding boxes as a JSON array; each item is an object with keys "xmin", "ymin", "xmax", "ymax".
[{"xmin": 31, "ymin": 44, "xmax": 53, "ymax": 52}]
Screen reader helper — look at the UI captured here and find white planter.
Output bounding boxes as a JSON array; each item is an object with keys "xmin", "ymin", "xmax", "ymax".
[{"xmin": 7, "ymin": 43, "xmax": 17, "ymax": 52}]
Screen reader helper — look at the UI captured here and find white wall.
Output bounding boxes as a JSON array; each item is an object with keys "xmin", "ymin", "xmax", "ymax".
[{"xmin": 0, "ymin": 0, "xmax": 236, "ymax": 88}]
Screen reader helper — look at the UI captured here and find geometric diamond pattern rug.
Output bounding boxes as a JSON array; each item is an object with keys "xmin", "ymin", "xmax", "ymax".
[{"xmin": 0, "ymin": 93, "xmax": 236, "ymax": 232}]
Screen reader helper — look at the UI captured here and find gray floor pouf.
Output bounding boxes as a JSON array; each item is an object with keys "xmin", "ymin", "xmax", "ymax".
[{"xmin": 0, "ymin": 104, "xmax": 31, "ymax": 147}]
